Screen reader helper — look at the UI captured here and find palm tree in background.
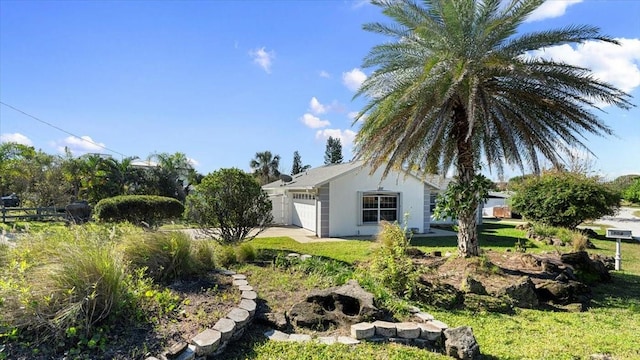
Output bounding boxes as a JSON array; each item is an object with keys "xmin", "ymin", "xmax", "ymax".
[
  {"xmin": 354, "ymin": 0, "xmax": 632, "ymax": 257},
  {"xmin": 250, "ymin": 151, "xmax": 281, "ymax": 185}
]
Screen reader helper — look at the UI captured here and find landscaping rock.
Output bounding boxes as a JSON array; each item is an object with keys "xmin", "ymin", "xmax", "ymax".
[
  {"xmin": 288, "ymin": 333, "xmax": 312, "ymax": 342},
  {"xmin": 373, "ymin": 320, "xmax": 397, "ymax": 337},
  {"xmin": 350, "ymin": 322, "xmax": 375, "ymax": 339},
  {"xmin": 239, "ymin": 299, "xmax": 257, "ymax": 316},
  {"xmin": 231, "ymin": 274, "xmax": 246, "ymax": 280},
  {"xmin": 264, "ymin": 329, "xmax": 290, "ymax": 341},
  {"xmin": 227, "ymin": 308, "xmax": 251, "ymax": 328},
  {"xmin": 497, "ymin": 276, "xmax": 539, "ymax": 309},
  {"xmin": 444, "ymin": 326, "xmax": 481, "ymax": 360},
  {"xmin": 590, "ymin": 354, "xmax": 615, "ymax": 360},
  {"xmin": 396, "ymin": 322, "xmax": 420, "ymax": 339},
  {"xmin": 460, "ymin": 275, "xmax": 488, "ymax": 295},
  {"xmin": 166, "ymin": 342, "xmax": 188, "ymax": 358},
  {"xmin": 288, "ymin": 280, "xmax": 380, "ymax": 331},
  {"xmin": 535, "ymin": 280, "xmax": 591, "ymax": 305},
  {"xmin": 337, "ymin": 336, "xmax": 360, "ymax": 345},
  {"xmin": 212, "ymin": 318, "xmax": 236, "ymax": 342},
  {"xmin": 414, "ymin": 312, "xmax": 435, "ymax": 322},
  {"xmin": 300, "ymin": 254, "xmax": 313, "ymax": 261},
  {"xmin": 238, "ymin": 285, "xmax": 253, "ymax": 291},
  {"xmin": 191, "ymin": 329, "xmax": 221, "ymax": 356},
  {"xmin": 561, "ymin": 251, "xmax": 611, "ymax": 283},
  {"xmin": 172, "ymin": 345, "xmax": 196, "ymax": 360},
  {"xmin": 430, "ymin": 319, "xmax": 449, "ymax": 330},
  {"xmin": 242, "ymin": 290, "xmax": 258, "ymax": 300},
  {"xmin": 317, "ymin": 336, "xmax": 337, "ymax": 345},
  {"xmin": 418, "ymin": 322, "xmax": 443, "ymax": 341},
  {"xmin": 233, "ymin": 279, "xmax": 249, "ymax": 286}
]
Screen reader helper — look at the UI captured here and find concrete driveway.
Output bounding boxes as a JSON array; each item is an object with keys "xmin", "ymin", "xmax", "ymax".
[{"xmin": 596, "ymin": 207, "xmax": 640, "ymax": 240}]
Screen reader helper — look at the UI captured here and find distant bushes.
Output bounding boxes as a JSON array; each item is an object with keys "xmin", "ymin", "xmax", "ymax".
[{"xmin": 94, "ymin": 195, "xmax": 184, "ymax": 227}]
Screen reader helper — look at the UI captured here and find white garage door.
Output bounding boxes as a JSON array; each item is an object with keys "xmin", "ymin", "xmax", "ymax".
[{"xmin": 292, "ymin": 197, "xmax": 316, "ymax": 232}]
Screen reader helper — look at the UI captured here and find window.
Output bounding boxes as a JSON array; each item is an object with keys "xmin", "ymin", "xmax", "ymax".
[
  {"xmin": 430, "ymin": 193, "xmax": 439, "ymax": 213},
  {"xmin": 361, "ymin": 193, "xmax": 398, "ymax": 223}
]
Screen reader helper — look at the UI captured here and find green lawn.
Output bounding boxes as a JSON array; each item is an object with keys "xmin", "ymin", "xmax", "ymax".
[{"xmin": 244, "ymin": 221, "xmax": 640, "ymax": 360}]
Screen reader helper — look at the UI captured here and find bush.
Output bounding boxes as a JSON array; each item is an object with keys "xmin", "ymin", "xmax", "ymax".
[
  {"xmin": 120, "ymin": 231, "xmax": 207, "ymax": 283},
  {"xmin": 511, "ymin": 173, "xmax": 620, "ymax": 229},
  {"xmin": 94, "ymin": 195, "xmax": 184, "ymax": 227},
  {"xmin": 185, "ymin": 168, "xmax": 272, "ymax": 244},
  {"xmin": 622, "ymin": 178, "xmax": 640, "ymax": 204},
  {"xmin": 367, "ymin": 221, "xmax": 420, "ymax": 298}
]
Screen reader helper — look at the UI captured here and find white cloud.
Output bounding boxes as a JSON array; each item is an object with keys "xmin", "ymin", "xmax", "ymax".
[
  {"xmin": 0, "ymin": 133, "xmax": 33, "ymax": 146},
  {"xmin": 301, "ymin": 113, "xmax": 331, "ymax": 129},
  {"xmin": 315, "ymin": 128, "xmax": 357, "ymax": 150},
  {"xmin": 529, "ymin": 38, "xmax": 640, "ymax": 94},
  {"xmin": 342, "ymin": 68, "xmax": 367, "ymax": 92},
  {"xmin": 526, "ymin": 0, "xmax": 582, "ymax": 22},
  {"xmin": 319, "ymin": 70, "xmax": 331, "ymax": 78},
  {"xmin": 249, "ymin": 47, "xmax": 275, "ymax": 73},
  {"xmin": 352, "ymin": 0, "xmax": 370, "ymax": 9},
  {"xmin": 56, "ymin": 135, "xmax": 106, "ymax": 155},
  {"xmin": 188, "ymin": 158, "xmax": 200, "ymax": 167},
  {"xmin": 309, "ymin": 97, "xmax": 327, "ymax": 115}
]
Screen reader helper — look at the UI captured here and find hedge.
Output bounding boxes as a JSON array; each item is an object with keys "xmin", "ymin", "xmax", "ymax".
[{"xmin": 94, "ymin": 195, "xmax": 184, "ymax": 227}]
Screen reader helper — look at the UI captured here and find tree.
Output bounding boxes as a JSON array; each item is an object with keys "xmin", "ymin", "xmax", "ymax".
[
  {"xmin": 510, "ymin": 173, "xmax": 620, "ymax": 229},
  {"xmin": 147, "ymin": 152, "xmax": 199, "ymax": 202},
  {"xmin": 623, "ymin": 178, "xmax": 640, "ymax": 204},
  {"xmin": 185, "ymin": 168, "xmax": 272, "ymax": 244},
  {"xmin": 250, "ymin": 151, "xmax": 281, "ymax": 185},
  {"xmin": 353, "ymin": 0, "xmax": 631, "ymax": 257},
  {"xmin": 324, "ymin": 137, "xmax": 343, "ymax": 164},
  {"xmin": 291, "ymin": 151, "xmax": 311, "ymax": 175}
]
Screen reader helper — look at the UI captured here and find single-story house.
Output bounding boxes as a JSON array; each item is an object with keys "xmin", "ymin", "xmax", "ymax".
[
  {"xmin": 482, "ymin": 191, "xmax": 514, "ymax": 218},
  {"xmin": 262, "ymin": 161, "xmax": 452, "ymax": 238}
]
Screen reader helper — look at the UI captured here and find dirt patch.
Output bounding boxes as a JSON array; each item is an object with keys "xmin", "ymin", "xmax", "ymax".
[{"xmin": 4, "ymin": 272, "xmax": 240, "ymax": 360}]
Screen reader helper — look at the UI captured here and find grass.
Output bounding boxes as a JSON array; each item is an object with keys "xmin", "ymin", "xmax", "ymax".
[
  {"xmin": 243, "ymin": 221, "xmax": 640, "ymax": 360},
  {"xmin": 634, "ymin": 209, "xmax": 640, "ymax": 217}
]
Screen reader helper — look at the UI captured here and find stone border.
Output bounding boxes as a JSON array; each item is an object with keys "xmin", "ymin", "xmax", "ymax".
[
  {"xmin": 145, "ymin": 269, "xmax": 257, "ymax": 360},
  {"xmin": 263, "ymin": 310, "xmax": 481, "ymax": 360},
  {"xmin": 264, "ymin": 310, "xmax": 446, "ymax": 348}
]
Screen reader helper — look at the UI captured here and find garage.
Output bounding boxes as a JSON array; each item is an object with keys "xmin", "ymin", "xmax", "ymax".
[{"xmin": 291, "ymin": 193, "xmax": 316, "ymax": 232}]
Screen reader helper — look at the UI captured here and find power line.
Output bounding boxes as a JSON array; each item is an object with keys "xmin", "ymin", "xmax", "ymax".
[{"xmin": 0, "ymin": 101, "xmax": 128, "ymax": 158}]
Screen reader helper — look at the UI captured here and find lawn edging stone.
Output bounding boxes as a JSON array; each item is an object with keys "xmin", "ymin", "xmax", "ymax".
[
  {"xmin": 146, "ymin": 269, "xmax": 257, "ymax": 360},
  {"xmin": 261, "ymin": 307, "xmax": 479, "ymax": 360}
]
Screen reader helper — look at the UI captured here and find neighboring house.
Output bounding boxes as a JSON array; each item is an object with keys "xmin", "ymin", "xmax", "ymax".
[
  {"xmin": 482, "ymin": 191, "xmax": 514, "ymax": 218},
  {"xmin": 262, "ymin": 161, "xmax": 451, "ymax": 238}
]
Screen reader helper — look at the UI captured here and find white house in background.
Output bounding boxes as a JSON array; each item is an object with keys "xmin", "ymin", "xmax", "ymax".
[{"xmin": 262, "ymin": 161, "xmax": 451, "ymax": 238}]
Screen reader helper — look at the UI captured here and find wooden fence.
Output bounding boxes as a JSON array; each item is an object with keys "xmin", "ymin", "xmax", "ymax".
[{"xmin": 1, "ymin": 207, "xmax": 68, "ymax": 223}]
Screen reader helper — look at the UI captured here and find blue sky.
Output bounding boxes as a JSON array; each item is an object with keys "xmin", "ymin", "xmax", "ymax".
[{"xmin": 1, "ymin": 0, "xmax": 639, "ymax": 181}]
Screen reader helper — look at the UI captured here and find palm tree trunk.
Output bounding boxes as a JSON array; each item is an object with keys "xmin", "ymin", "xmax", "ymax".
[{"xmin": 453, "ymin": 100, "xmax": 480, "ymax": 257}]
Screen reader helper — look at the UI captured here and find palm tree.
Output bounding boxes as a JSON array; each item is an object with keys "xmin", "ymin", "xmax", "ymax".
[
  {"xmin": 250, "ymin": 151, "xmax": 281, "ymax": 185},
  {"xmin": 147, "ymin": 152, "xmax": 198, "ymax": 201},
  {"xmin": 354, "ymin": 0, "xmax": 632, "ymax": 257}
]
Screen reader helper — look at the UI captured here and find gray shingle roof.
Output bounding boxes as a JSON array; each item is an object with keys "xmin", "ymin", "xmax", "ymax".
[
  {"xmin": 262, "ymin": 161, "xmax": 365, "ymax": 190},
  {"xmin": 263, "ymin": 160, "xmax": 451, "ymax": 191}
]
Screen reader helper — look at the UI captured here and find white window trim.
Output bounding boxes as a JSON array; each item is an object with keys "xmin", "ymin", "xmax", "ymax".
[{"xmin": 358, "ymin": 191, "xmax": 401, "ymax": 225}]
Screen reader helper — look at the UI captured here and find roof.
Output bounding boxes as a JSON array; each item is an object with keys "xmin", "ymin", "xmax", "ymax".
[
  {"xmin": 263, "ymin": 160, "xmax": 451, "ymax": 191},
  {"xmin": 263, "ymin": 161, "xmax": 365, "ymax": 190}
]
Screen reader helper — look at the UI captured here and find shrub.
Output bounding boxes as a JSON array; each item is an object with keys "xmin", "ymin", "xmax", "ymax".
[
  {"xmin": 622, "ymin": 178, "xmax": 640, "ymax": 204},
  {"xmin": 120, "ymin": 231, "xmax": 206, "ymax": 283},
  {"xmin": 571, "ymin": 232, "xmax": 590, "ymax": 252},
  {"xmin": 94, "ymin": 195, "xmax": 184, "ymax": 228},
  {"xmin": 367, "ymin": 221, "xmax": 420, "ymax": 298},
  {"xmin": 185, "ymin": 168, "xmax": 272, "ymax": 244},
  {"xmin": 511, "ymin": 173, "xmax": 620, "ymax": 229}
]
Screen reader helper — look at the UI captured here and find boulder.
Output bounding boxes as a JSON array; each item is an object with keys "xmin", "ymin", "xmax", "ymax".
[
  {"xmin": 417, "ymin": 281, "xmax": 464, "ymax": 309},
  {"xmin": 460, "ymin": 275, "xmax": 488, "ymax": 295},
  {"xmin": 288, "ymin": 280, "xmax": 380, "ymax": 331},
  {"xmin": 66, "ymin": 201, "xmax": 91, "ymax": 224},
  {"xmin": 535, "ymin": 280, "xmax": 591, "ymax": 306},
  {"xmin": 561, "ymin": 251, "xmax": 611, "ymax": 283},
  {"xmin": 463, "ymin": 293, "xmax": 515, "ymax": 314},
  {"xmin": 444, "ymin": 326, "xmax": 481, "ymax": 360},
  {"xmin": 496, "ymin": 276, "xmax": 539, "ymax": 309}
]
